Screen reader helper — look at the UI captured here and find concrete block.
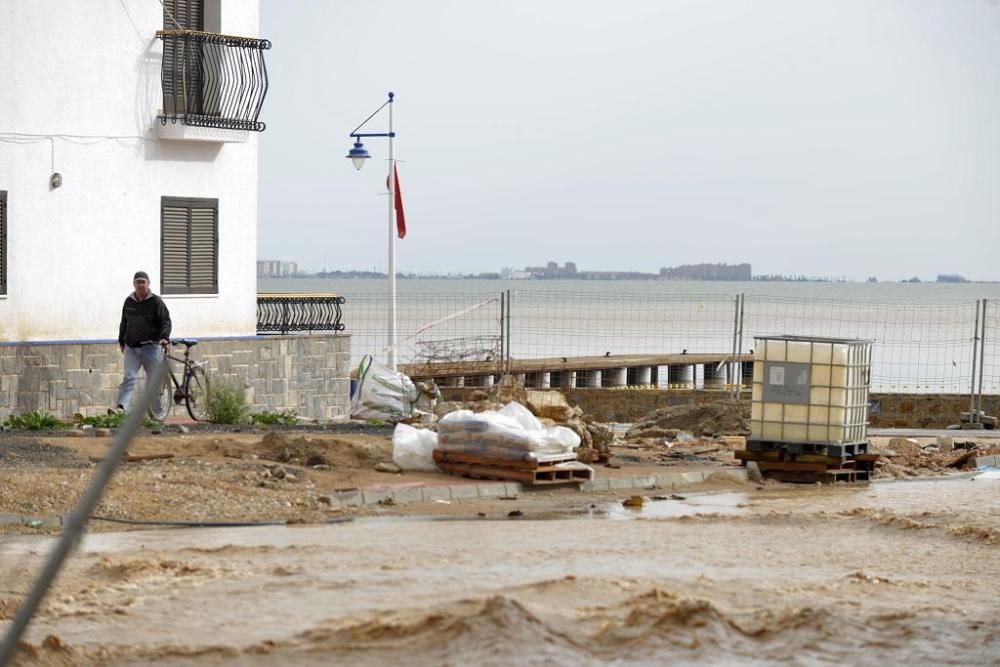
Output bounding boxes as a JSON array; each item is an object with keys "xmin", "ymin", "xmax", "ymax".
[
  {"xmin": 681, "ymin": 472, "xmax": 706, "ymax": 484},
  {"xmin": 581, "ymin": 478, "xmax": 611, "ymax": 492},
  {"xmin": 422, "ymin": 485, "xmax": 453, "ymax": 501},
  {"xmin": 631, "ymin": 475, "xmax": 658, "ymax": 489},
  {"xmin": 608, "ymin": 476, "xmax": 636, "ymax": 490},
  {"xmin": 654, "ymin": 474, "xmax": 681, "ymax": 490},
  {"xmin": 391, "ymin": 487, "xmax": 425, "ymax": 504},
  {"xmin": 361, "ymin": 489, "xmax": 394, "ymax": 505},
  {"xmin": 450, "ymin": 484, "xmax": 480, "ymax": 500},
  {"xmin": 332, "ymin": 489, "xmax": 363, "ymax": 507},
  {"xmin": 476, "ymin": 483, "xmax": 507, "ymax": 498}
]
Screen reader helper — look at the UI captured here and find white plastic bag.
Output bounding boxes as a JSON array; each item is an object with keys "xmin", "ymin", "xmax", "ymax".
[
  {"xmin": 351, "ymin": 354, "xmax": 419, "ymax": 422},
  {"xmin": 392, "ymin": 424, "xmax": 439, "ymax": 471}
]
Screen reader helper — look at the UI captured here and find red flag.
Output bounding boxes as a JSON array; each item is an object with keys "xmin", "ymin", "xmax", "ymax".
[{"xmin": 386, "ymin": 164, "xmax": 406, "ymax": 239}]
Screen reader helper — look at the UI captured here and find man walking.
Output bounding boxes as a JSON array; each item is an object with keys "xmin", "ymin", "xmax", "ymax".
[{"xmin": 115, "ymin": 271, "xmax": 171, "ymax": 414}]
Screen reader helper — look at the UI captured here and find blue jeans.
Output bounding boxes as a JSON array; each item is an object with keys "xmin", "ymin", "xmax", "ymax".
[{"xmin": 116, "ymin": 344, "xmax": 165, "ymax": 413}]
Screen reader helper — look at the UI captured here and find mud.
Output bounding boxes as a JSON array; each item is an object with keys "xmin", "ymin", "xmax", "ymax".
[{"xmin": 3, "ymin": 474, "xmax": 998, "ymax": 666}]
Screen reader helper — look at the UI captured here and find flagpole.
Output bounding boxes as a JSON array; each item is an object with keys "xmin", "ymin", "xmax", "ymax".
[{"xmin": 387, "ymin": 92, "xmax": 396, "ymax": 371}]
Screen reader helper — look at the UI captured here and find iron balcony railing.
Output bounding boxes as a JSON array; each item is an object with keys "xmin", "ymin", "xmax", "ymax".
[
  {"xmin": 257, "ymin": 293, "xmax": 346, "ymax": 335},
  {"xmin": 157, "ymin": 29, "xmax": 271, "ymax": 132}
]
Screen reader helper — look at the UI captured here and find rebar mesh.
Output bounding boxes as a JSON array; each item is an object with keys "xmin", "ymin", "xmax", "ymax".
[{"xmin": 342, "ymin": 292, "xmax": 503, "ymax": 375}]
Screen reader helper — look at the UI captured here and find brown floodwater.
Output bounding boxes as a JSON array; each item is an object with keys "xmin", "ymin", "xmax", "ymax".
[{"xmin": 2, "ymin": 473, "xmax": 998, "ymax": 666}]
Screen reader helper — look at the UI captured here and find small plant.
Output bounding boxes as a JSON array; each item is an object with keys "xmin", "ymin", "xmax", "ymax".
[
  {"xmin": 251, "ymin": 410, "xmax": 299, "ymax": 426},
  {"xmin": 4, "ymin": 411, "xmax": 65, "ymax": 430},
  {"xmin": 204, "ymin": 379, "xmax": 251, "ymax": 425},
  {"xmin": 366, "ymin": 417, "xmax": 386, "ymax": 427},
  {"xmin": 75, "ymin": 412, "xmax": 127, "ymax": 428}
]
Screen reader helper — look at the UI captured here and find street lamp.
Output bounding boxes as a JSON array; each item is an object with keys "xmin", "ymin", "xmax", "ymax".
[{"xmin": 346, "ymin": 91, "xmax": 399, "ymax": 370}]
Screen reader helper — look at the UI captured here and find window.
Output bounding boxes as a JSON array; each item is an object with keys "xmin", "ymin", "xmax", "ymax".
[
  {"xmin": 0, "ymin": 191, "xmax": 6, "ymax": 295},
  {"xmin": 161, "ymin": 197, "xmax": 218, "ymax": 295}
]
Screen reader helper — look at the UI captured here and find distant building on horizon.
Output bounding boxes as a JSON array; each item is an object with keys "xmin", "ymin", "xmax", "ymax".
[
  {"xmin": 659, "ymin": 263, "xmax": 752, "ymax": 281},
  {"xmin": 257, "ymin": 260, "xmax": 299, "ymax": 278}
]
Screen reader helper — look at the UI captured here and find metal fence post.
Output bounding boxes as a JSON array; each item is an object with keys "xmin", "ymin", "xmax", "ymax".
[
  {"xmin": 499, "ymin": 291, "xmax": 506, "ymax": 375},
  {"xmin": 970, "ymin": 299, "xmax": 981, "ymax": 423},
  {"xmin": 730, "ymin": 294, "xmax": 740, "ymax": 398},
  {"xmin": 978, "ymin": 299, "xmax": 987, "ymax": 414},
  {"xmin": 736, "ymin": 293, "xmax": 746, "ymax": 400},
  {"xmin": 505, "ymin": 289, "xmax": 512, "ymax": 376}
]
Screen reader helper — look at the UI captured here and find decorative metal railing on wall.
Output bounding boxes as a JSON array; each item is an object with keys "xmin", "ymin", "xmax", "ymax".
[
  {"xmin": 257, "ymin": 294, "xmax": 345, "ymax": 335},
  {"xmin": 157, "ymin": 29, "xmax": 271, "ymax": 132}
]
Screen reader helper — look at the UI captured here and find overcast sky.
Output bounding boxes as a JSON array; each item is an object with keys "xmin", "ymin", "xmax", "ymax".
[{"xmin": 258, "ymin": 0, "xmax": 999, "ymax": 280}]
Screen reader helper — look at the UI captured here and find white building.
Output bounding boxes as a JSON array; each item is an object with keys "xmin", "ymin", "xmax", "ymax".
[
  {"xmin": 0, "ymin": 0, "xmax": 267, "ymax": 342},
  {"xmin": 0, "ymin": 2, "xmax": 351, "ymax": 420}
]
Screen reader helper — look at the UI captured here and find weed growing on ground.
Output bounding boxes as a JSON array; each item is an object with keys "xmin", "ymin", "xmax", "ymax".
[
  {"xmin": 4, "ymin": 411, "xmax": 65, "ymax": 430},
  {"xmin": 251, "ymin": 410, "xmax": 299, "ymax": 426},
  {"xmin": 205, "ymin": 380, "xmax": 251, "ymax": 425},
  {"xmin": 75, "ymin": 412, "xmax": 127, "ymax": 428}
]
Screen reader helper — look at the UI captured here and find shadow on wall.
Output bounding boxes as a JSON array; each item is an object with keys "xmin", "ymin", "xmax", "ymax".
[
  {"xmin": 131, "ymin": 27, "xmax": 223, "ymax": 163},
  {"xmin": 143, "ymin": 138, "xmax": 223, "ymax": 163}
]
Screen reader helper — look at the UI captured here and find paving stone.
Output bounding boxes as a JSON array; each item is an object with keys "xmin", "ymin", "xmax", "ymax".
[
  {"xmin": 361, "ymin": 489, "xmax": 393, "ymax": 505},
  {"xmin": 476, "ymin": 483, "xmax": 507, "ymax": 498},
  {"xmin": 450, "ymin": 484, "xmax": 480, "ymax": 500},
  {"xmin": 392, "ymin": 487, "xmax": 426, "ymax": 504},
  {"xmin": 421, "ymin": 486, "xmax": 453, "ymax": 502}
]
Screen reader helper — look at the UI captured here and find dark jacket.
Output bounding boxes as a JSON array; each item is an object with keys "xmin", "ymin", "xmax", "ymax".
[{"xmin": 119, "ymin": 293, "xmax": 172, "ymax": 348}]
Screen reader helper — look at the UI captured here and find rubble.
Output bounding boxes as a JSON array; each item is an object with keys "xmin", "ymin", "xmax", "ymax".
[{"xmin": 626, "ymin": 401, "xmax": 750, "ymax": 439}]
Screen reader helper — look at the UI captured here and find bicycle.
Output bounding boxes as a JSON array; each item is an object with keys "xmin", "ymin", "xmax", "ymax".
[{"xmin": 148, "ymin": 339, "xmax": 211, "ymax": 422}]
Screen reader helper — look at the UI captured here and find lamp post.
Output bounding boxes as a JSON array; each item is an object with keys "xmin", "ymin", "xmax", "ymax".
[{"xmin": 346, "ymin": 92, "xmax": 398, "ymax": 370}]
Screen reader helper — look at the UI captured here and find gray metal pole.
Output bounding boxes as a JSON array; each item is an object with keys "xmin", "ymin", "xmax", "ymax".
[
  {"xmin": 969, "ymin": 300, "xmax": 980, "ymax": 420},
  {"xmin": 0, "ymin": 360, "xmax": 167, "ymax": 665},
  {"xmin": 505, "ymin": 289, "xmax": 512, "ymax": 375},
  {"xmin": 736, "ymin": 294, "xmax": 746, "ymax": 400},
  {"xmin": 977, "ymin": 299, "xmax": 987, "ymax": 414},
  {"xmin": 730, "ymin": 295, "xmax": 740, "ymax": 398},
  {"xmin": 498, "ymin": 291, "xmax": 505, "ymax": 374}
]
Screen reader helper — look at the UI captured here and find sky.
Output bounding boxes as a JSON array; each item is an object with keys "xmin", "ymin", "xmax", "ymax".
[{"xmin": 258, "ymin": 0, "xmax": 1000, "ymax": 281}]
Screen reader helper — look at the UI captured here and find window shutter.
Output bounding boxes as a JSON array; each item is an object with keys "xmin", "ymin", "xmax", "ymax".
[
  {"xmin": 0, "ymin": 191, "xmax": 6, "ymax": 295},
  {"xmin": 161, "ymin": 197, "xmax": 218, "ymax": 295},
  {"xmin": 162, "ymin": 0, "xmax": 204, "ymax": 115}
]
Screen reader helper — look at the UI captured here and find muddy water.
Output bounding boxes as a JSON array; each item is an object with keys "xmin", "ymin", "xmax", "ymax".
[{"xmin": 2, "ymin": 475, "xmax": 998, "ymax": 666}]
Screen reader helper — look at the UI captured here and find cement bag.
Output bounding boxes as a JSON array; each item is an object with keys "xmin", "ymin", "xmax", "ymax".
[
  {"xmin": 437, "ymin": 401, "xmax": 580, "ymax": 455},
  {"xmin": 350, "ymin": 354, "xmax": 419, "ymax": 422},
  {"xmin": 392, "ymin": 424, "xmax": 439, "ymax": 471}
]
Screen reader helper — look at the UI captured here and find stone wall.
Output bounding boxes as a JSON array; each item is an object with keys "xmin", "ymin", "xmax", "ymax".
[
  {"xmin": 439, "ymin": 387, "xmax": 998, "ymax": 429},
  {"xmin": 0, "ymin": 334, "xmax": 351, "ymax": 420}
]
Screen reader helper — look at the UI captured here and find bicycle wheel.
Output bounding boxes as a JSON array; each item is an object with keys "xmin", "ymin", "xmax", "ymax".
[
  {"xmin": 148, "ymin": 373, "xmax": 173, "ymax": 422},
  {"xmin": 185, "ymin": 365, "xmax": 210, "ymax": 421}
]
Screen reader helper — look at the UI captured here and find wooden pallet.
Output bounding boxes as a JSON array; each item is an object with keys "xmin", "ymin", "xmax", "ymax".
[
  {"xmin": 735, "ymin": 448, "xmax": 872, "ymax": 484},
  {"xmin": 434, "ymin": 450, "xmax": 577, "ymax": 470},
  {"xmin": 746, "ymin": 440, "xmax": 868, "ymax": 457},
  {"xmin": 433, "ymin": 450, "xmax": 592, "ymax": 485}
]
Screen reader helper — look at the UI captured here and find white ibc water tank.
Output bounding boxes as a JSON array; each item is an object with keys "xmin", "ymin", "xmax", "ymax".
[{"xmin": 749, "ymin": 336, "xmax": 872, "ymax": 445}]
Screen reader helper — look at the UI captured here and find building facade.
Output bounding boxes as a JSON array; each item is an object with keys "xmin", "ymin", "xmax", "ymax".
[
  {"xmin": 0, "ymin": 0, "xmax": 265, "ymax": 342},
  {"xmin": 0, "ymin": 1, "xmax": 352, "ymax": 419}
]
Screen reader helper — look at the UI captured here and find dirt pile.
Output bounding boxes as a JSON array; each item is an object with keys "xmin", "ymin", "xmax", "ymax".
[{"xmin": 626, "ymin": 402, "xmax": 750, "ymax": 440}]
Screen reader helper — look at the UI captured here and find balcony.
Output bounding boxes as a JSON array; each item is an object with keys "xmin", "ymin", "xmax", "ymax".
[
  {"xmin": 156, "ymin": 29, "xmax": 271, "ymax": 140},
  {"xmin": 257, "ymin": 293, "xmax": 346, "ymax": 335}
]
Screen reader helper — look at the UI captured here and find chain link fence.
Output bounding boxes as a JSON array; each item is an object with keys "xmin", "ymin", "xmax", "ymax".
[{"xmin": 339, "ymin": 290, "xmax": 998, "ymax": 398}]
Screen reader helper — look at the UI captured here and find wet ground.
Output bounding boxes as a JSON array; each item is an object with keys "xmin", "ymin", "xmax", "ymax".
[{"xmin": 3, "ymin": 473, "xmax": 997, "ymax": 666}]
